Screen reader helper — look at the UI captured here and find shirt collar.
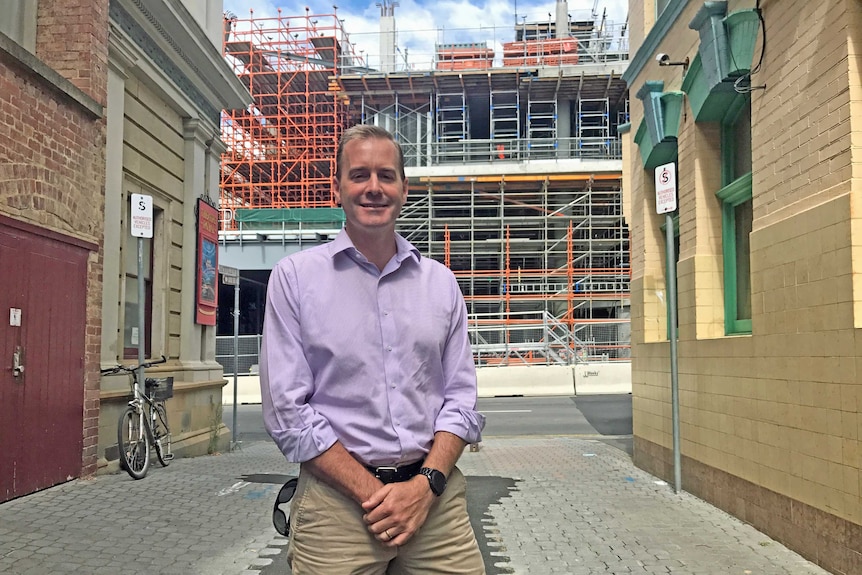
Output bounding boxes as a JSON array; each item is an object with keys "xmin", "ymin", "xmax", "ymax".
[
  {"xmin": 394, "ymin": 233, "xmax": 421, "ymax": 265},
  {"xmin": 328, "ymin": 229, "xmax": 421, "ymax": 265}
]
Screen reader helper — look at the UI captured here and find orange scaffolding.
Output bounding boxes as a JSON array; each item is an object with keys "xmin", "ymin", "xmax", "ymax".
[
  {"xmin": 220, "ymin": 9, "xmax": 362, "ymax": 226},
  {"xmin": 502, "ymin": 37, "xmax": 579, "ymax": 67},
  {"xmin": 436, "ymin": 43, "xmax": 495, "ymax": 71}
]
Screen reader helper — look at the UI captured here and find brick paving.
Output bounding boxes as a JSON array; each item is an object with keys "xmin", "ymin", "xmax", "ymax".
[
  {"xmin": 0, "ymin": 438, "xmax": 830, "ymax": 575},
  {"xmin": 457, "ymin": 438, "xmax": 828, "ymax": 575}
]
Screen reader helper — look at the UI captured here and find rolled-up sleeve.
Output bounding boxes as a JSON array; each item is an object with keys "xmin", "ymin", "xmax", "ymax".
[
  {"xmin": 434, "ymin": 274, "xmax": 485, "ymax": 444},
  {"xmin": 260, "ymin": 259, "xmax": 337, "ymax": 462}
]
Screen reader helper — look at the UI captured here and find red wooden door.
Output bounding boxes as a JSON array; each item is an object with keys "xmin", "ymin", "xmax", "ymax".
[{"xmin": 0, "ymin": 223, "xmax": 88, "ymax": 503}]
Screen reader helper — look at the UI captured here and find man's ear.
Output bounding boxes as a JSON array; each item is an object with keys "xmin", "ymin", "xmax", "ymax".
[{"xmin": 332, "ymin": 176, "xmax": 342, "ymax": 206}]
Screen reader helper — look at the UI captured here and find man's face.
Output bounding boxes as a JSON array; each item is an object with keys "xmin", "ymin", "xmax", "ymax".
[{"xmin": 334, "ymin": 137, "xmax": 408, "ymax": 234}]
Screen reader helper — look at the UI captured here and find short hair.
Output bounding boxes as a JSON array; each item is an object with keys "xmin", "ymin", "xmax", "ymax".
[{"xmin": 335, "ymin": 125, "xmax": 405, "ymax": 181}]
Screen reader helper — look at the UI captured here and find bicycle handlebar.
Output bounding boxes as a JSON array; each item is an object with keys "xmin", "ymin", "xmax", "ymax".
[{"xmin": 100, "ymin": 355, "xmax": 167, "ymax": 375}]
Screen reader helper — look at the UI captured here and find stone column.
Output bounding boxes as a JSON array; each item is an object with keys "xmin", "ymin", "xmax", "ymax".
[
  {"xmin": 202, "ymin": 135, "xmax": 228, "ymax": 366},
  {"xmin": 101, "ymin": 27, "xmax": 137, "ymax": 365},
  {"xmin": 179, "ymin": 118, "xmax": 211, "ymax": 371}
]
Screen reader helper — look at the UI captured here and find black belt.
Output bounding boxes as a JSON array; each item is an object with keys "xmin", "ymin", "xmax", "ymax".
[{"xmin": 363, "ymin": 460, "xmax": 424, "ymax": 484}]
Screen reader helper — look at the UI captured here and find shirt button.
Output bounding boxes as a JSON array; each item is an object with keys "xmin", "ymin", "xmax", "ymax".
[{"xmin": 387, "ymin": 346, "xmax": 392, "ymax": 351}]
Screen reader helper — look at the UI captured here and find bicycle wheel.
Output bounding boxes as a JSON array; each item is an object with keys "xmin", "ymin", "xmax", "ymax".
[
  {"xmin": 117, "ymin": 406, "xmax": 150, "ymax": 479},
  {"xmin": 152, "ymin": 403, "xmax": 173, "ymax": 467}
]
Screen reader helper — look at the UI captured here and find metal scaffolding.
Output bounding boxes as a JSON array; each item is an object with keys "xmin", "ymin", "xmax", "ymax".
[
  {"xmin": 219, "ymin": 7, "xmax": 631, "ymax": 365},
  {"xmin": 396, "ymin": 173, "xmax": 629, "ymax": 364},
  {"xmin": 220, "ymin": 9, "xmax": 362, "ymax": 219}
]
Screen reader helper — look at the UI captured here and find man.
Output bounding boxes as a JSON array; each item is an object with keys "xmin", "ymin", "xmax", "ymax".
[{"xmin": 260, "ymin": 124, "xmax": 486, "ymax": 574}]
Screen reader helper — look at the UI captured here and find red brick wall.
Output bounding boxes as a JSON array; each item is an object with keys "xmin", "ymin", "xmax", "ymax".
[
  {"xmin": 35, "ymin": 0, "xmax": 109, "ymax": 105},
  {"xmin": 0, "ymin": 0, "xmax": 109, "ymax": 477}
]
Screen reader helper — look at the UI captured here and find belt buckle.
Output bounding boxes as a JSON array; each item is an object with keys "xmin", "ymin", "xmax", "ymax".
[{"xmin": 374, "ymin": 466, "xmax": 399, "ymax": 483}]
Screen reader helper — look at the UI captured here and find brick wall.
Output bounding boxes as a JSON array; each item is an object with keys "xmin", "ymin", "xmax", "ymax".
[
  {"xmin": 754, "ymin": 0, "xmax": 852, "ymax": 224},
  {"xmin": 35, "ymin": 0, "xmax": 109, "ymax": 106},
  {"xmin": 0, "ymin": 0, "xmax": 109, "ymax": 477}
]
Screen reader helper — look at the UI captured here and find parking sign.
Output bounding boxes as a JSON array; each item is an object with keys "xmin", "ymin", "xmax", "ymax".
[
  {"xmin": 130, "ymin": 193, "xmax": 154, "ymax": 238},
  {"xmin": 655, "ymin": 163, "xmax": 677, "ymax": 214}
]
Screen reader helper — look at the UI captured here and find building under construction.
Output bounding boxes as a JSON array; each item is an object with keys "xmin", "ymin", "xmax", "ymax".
[{"xmin": 218, "ymin": 1, "xmax": 631, "ymax": 369}]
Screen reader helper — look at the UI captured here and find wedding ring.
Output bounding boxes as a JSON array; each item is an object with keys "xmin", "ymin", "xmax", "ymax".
[{"xmin": 385, "ymin": 529, "xmax": 392, "ymax": 540}]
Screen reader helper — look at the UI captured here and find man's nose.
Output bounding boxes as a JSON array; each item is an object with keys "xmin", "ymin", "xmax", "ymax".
[{"xmin": 366, "ymin": 173, "xmax": 384, "ymax": 190}]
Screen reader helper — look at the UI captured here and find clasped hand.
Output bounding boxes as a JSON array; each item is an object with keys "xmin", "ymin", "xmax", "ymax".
[{"xmin": 361, "ymin": 476, "xmax": 435, "ymax": 547}]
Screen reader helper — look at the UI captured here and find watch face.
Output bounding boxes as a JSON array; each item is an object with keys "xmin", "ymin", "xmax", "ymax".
[
  {"xmin": 421, "ymin": 468, "xmax": 446, "ymax": 496},
  {"xmin": 431, "ymin": 472, "xmax": 445, "ymax": 494}
]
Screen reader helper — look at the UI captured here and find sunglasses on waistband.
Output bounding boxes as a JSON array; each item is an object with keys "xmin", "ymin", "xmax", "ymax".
[{"xmin": 272, "ymin": 478, "xmax": 298, "ymax": 537}]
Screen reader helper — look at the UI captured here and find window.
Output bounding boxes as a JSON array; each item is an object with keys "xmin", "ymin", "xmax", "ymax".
[
  {"xmin": 123, "ymin": 205, "xmax": 157, "ymax": 358},
  {"xmin": 716, "ymin": 96, "xmax": 752, "ymax": 334},
  {"xmin": 0, "ymin": 1, "xmax": 37, "ymax": 52},
  {"xmin": 656, "ymin": 0, "xmax": 673, "ymax": 18}
]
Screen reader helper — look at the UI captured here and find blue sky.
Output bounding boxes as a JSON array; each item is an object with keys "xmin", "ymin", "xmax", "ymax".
[{"xmin": 223, "ymin": 0, "xmax": 628, "ymax": 70}]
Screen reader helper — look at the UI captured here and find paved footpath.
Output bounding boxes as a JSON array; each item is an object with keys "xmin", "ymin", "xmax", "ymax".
[{"xmin": 0, "ymin": 438, "xmax": 830, "ymax": 575}]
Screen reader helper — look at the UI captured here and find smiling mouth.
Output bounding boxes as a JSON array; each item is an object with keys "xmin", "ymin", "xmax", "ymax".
[{"xmin": 360, "ymin": 203, "xmax": 388, "ymax": 208}]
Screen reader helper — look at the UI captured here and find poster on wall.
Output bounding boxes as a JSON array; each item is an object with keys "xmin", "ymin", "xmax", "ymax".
[{"xmin": 196, "ymin": 198, "xmax": 219, "ymax": 325}]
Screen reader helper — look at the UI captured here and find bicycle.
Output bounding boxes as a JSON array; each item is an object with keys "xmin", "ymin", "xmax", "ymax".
[{"xmin": 101, "ymin": 356, "xmax": 174, "ymax": 479}]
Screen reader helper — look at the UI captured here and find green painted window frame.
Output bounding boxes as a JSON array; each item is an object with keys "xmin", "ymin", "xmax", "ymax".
[
  {"xmin": 657, "ymin": 0, "xmax": 674, "ymax": 19},
  {"xmin": 717, "ymin": 95, "xmax": 752, "ymax": 334},
  {"xmin": 715, "ymin": 94, "xmax": 752, "ymax": 335},
  {"xmin": 717, "ymin": 176, "xmax": 752, "ymax": 334},
  {"xmin": 720, "ymin": 95, "xmax": 751, "ymax": 183},
  {"xmin": 660, "ymin": 213, "xmax": 680, "ymax": 340}
]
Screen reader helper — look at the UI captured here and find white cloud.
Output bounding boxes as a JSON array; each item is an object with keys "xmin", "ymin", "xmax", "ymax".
[{"xmin": 223, "ymin": 0, "xmax": 628, "ymax": 70}]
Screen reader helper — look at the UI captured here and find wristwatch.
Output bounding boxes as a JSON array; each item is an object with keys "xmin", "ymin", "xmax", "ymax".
[{"xmin": 419, "ymin": 467, "xmax": 447, "ymax": 496}]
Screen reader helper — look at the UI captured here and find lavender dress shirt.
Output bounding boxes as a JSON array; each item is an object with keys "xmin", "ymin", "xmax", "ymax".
[{"xmin": 260, "ymin": 230, "xmax": 485, "ymax": 466}]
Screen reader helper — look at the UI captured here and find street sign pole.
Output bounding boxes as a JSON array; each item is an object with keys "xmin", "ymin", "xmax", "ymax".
[
  {"xmin": 655, "ymin": 163, "xmax": 681, "ymax": 494},
  {"xmin": 666, "ymin": 211, "xmax": 680, "ymax": 494},
  {"xmin": 131, "ymin": 194, "xmax": 154, "ymax": 397},
  {"xmin": 232, "ymin": 279, "xmax": 239, "ymax": 450},
  {"xmin": 137, "ymin": 236, "xmax": 145, "ymax": 391},
  {"xmin": 219, "ymin": 265, "xmax": 240, "ymax": 450}
]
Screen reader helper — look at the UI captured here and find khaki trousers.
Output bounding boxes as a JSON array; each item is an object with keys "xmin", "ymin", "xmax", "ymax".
[{"xmin": 287, "ymin": 466, "xmax": 485, "ymax": 575}]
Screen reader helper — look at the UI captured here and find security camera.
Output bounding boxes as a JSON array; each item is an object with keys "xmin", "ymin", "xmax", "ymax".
[{"xmin": 655, "ymin": 53, "xmax": 690, "ymax": 71}]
